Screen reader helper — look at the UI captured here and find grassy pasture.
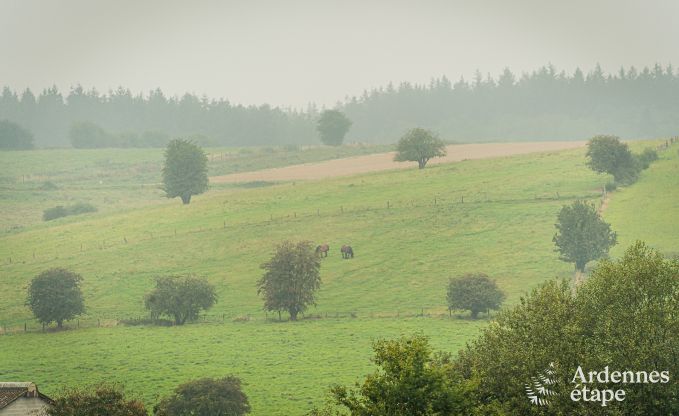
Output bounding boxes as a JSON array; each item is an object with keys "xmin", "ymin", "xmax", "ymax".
[
  {"xmin": 0, "ymin": 140, "xmax": 676, "ymax": 415},
  {"xmin": 0, "ymin": 144, "xmax": 391, "ymax": 232}
]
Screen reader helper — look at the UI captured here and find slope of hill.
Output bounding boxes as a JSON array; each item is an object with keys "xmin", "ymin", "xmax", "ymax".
[{"xmin": 0, "ymin": 140, "xmax": 676, "ymax": 415}]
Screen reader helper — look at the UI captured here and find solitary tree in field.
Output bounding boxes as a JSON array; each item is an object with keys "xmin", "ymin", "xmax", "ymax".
[
  {"xmin": 26, "ymin": 268, "xmax": 85, "ymax": 329},
  {"xmin": 154, "ymin": 377, "xmax": 250, "ymax": 416},
  {"xmin": 46, "ymin": 384, "xmax": 147, "ymax": 416},
  {"xmin": 257, "ymin": 240, "xmax": 321, "ymax": 321},
  {"xmin": 144, "ymin": 276, "xmax": 217, "ymax": 325},
  {"xmin": 446, "ymin": 273, "xmax": 505, "ymax": 319},
  {"xmin": 586, "ymin": 135, "xmax": 639, "ymax": 184},
  {"xmin": 553, "ymin": 200, "xmax": 617, "ymax": 275},
  {"xmin": 162, "ymin": 139, "xmax": 209, "ymax": 204},
  {"xmin": 394, "ymin": 128, "xmax": 446, "ymax": 169},
  {"xmin": 0, "ymin": 119, "xmax": 34, "ymax": 150},
  {"xmin": 317, "ymin": 110, "xmax": 352, "ymax": 146}
]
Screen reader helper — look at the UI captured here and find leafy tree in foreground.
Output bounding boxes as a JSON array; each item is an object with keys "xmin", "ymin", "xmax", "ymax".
[
  {"xmin": 447, "ymin": 273, "xmax": 505, "ymax": 318},
  {"xmin": 154, "ymin": 377, "xmax": 250, "ymax": 416},
  {"xmin": 322, "ymin": 334, "xmax": 469, "ymax": 416},
  {"xmin": 317, "ymin": 110, "xmax": 352, "ymax": 146},
  {"xmin": 257, "ymin": 240, "xmax": 321, "ymax": 321},
  {"xmin": 162, "ymin": 139, "xmax": 209, "ymax": 204},
  {"xmin": 456, "ymin": 242, "xmax": 679, "ymax": 415},
  {"xmin": 44, "ymin": 384, "xmax": 147, "ymax": 416},
  {"xmin": 394, "ymin": 128, "xmax": 446, "ymax": 169},
  {"xmin": 552, "ymin": 200, "xmax": 617, "ymax": 274},
  {"xmin": 0, "ymin": 119, "xmax": 34, "ymax": 149},
  {"xmin": 26, "ymin": 268, "xmax": 85, "ymax": 328},
  {"xmin": 144, "ymin": 276, "xmax": 217, "ymax": 325},
  {"xmin": 585, "ymin": 135, "xmax": 639, "ymax": 184}
]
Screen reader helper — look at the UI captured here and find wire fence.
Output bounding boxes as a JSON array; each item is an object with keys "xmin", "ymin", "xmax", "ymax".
[{"xmin": 0, "ymin": 307, "xmax": 476, "ymax": 336}]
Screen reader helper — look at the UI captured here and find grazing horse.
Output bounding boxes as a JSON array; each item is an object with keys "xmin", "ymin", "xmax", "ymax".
[
  {"xmin": 341, "ymin": 245, "xmax": 354, "ymax": 259},
  {"xmin": 316, "ymin": 244, "xmax": 329, "ymax": 258}
]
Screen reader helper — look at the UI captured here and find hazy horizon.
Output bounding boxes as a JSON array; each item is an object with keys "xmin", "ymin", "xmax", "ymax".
[{"xmin": 2, "ymin": 0, "xmax": 679, "ymax": 108}]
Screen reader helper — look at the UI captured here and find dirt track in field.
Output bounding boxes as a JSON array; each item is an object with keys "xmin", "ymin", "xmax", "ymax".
[{"xmin": 210, "ymin": 141, "xmax": 587, "ymax": 184}]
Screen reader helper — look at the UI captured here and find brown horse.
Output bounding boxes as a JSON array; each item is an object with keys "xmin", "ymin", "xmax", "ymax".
[
  {"xmin": 316, "ymin": 244, "xmax": 329, "ymax": 258},
  {"xmin": 341, "ymin": 245, "xmax": 354, "ymax": 259}
]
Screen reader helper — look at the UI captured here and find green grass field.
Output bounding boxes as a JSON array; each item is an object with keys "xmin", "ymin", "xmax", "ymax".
[
  {"xmin": 0, "ymin": 140, "xmax": 676, "ymax": 415},
  {"xmin": 0, "ymin": 144, "xmax": 391, "ymax": 232}
]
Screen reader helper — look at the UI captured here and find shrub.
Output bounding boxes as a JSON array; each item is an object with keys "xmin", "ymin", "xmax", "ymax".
[
  {"xmin": 636, "ymin": 147, "xmax": 659, "ymax": 170},
  {"xmin": 144, "ymin": 276, "xmax": 217, "ymax": 325},
  {"xmin": 603, "ymin": 181, "xmax": 617, "ymax": 192},
  {"xmin": 43, "ymin": 202, "xmax": 97, "ymax": 221},
  {"xmin": 45, "ymin": 384, "xmax": 147, "ymax": 416},
  {"xmin": 39, "ymin": 181, "xmax": 59, "ymax": 191}
]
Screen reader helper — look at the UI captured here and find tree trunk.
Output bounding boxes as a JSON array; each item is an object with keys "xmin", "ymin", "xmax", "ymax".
[
  {"xmin": 470, "ymin": 310, "xmax": 479, "ymax": 319},
  {"xmin": 57, "ymin": 320, "xmax": 63, "ymax": 329},
  {"xmin": 289, "ymin": 310, "xmax": 298, "ymax": 321},
  {"xmin": 418, "ymin": 159, "xmax": 427, "ymax": 169},
  {"xmin": 181, "ymin": 195, "xmax": 191, "ymax": 204}
]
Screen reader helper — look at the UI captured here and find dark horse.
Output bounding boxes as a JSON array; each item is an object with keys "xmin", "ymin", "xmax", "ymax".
[
  {"xmin": 316, "ymin": 244, "xmax": 329, "ymax": 258},
  {"xmin": 341, "ymin": 245, "xmax": 354, "ymax": 259}
]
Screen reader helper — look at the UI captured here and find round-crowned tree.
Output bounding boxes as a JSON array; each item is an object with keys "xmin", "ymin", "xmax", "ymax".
[
  {"xmin": 257, "ymin": 240, "xmax": 321, "ymax": 321},
  {"xmin": 446, "ymin": 273, "xmax": 504, "ymax": 319},
  {"xmin": 26, "ymin": 268, "xmax": 85, "ymax": 329},
  {"xmin": 316, "ymin": 110, "xmax": 352, "ymax": 146},
  {"xmin": 144, "ymin": 276, "xmax": 217, "ymax": 325},
  {"xmin": 162, "ymin": 139, "xmax": 208, "ymax": 204},
  {"xmin": 552, "ymin": 200, "xmax": 617, "ymax": 275},
  {"xmin": 585, "ymin": 135, "xmax": 639, "ymax": 184},
  {"xmin": 394, "ymin": 128, "xmax": 447, "ymax": 169},
  {"xmin": 154, "ymin": 376, "xmax": 250, "ymax": 416},
  {"xmin": 0, "ymin": 119, "xmax": 34, "ymax": 150}
]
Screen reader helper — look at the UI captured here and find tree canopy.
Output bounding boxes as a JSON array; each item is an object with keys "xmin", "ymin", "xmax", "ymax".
[
  {"xmin": 45, "ymin": 385, "xmax": 147, "ymax": 416},
  {"xmin": 394, "ymin": 128, "xmax": 446, "ymax": 169},
  {"xmin": 316, "ymin": 110, "xmax": 352, "ymax": 146},
  {"xmin": 144, "ymin": 276, "xmax": 217, "ymax": 325},
  {"xmin": 154, "ymin": 377, "xmax": 251, "ymax": 416},
  {"xmin": 162, "ymin": 139, "xmax": 209, "ymax": 204},
  {"xmin": 320, "ymin": 335, "xmax": 468, "ymax": 416},
  {"xmin": 26, "ymin": 268, "xmax": 85, "ymax": 328},
  {"xmin": 257, "ymin": 240, "xmax": 321, "ymax": 321},
  {"xmin": 552, "ymin": 200, "xmax": 617, "ymax": 273},
  {"xmin": 0, "ymin": 119, "xmax": 33, "ymax": 150},
  {"xmin": 455, "ymin": 241, "xmax": 679, "ymax": 415},
  {"xmin": 446, "ymin": 273, "xmax": 505, "ymax": 318},
  {"xmin": 585, "ymin": 135, "xmax": 639, "ymax": 184}
]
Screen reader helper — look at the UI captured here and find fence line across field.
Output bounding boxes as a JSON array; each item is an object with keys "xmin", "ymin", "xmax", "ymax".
[
  {"xmin": 2, "ymin": 188, "xmax": 606, "ymax": 267},
  {"xmin": 0, "ymin": 306, "xmax": 485, "ymax": 335}
]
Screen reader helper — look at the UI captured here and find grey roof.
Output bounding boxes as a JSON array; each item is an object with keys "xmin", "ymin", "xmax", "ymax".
[{"xmin": 0, "ymin": 382, "xmax": 53, "ymax": 409}]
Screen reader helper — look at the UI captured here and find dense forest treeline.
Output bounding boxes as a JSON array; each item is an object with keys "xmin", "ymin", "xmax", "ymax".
[{"xmin": 1, "ymin": 63, "xmax": 678, "ymax": 148}]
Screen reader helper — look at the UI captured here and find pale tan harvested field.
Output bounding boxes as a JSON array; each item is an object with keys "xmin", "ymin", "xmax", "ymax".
[{"xmin": 210, "ymin": 141, "xmax": 587, "ymax": 183}]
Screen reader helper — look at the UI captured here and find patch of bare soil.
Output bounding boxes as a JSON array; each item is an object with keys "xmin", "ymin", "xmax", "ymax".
[{"xmin": 210, "ymin": 141, "xmax": 586, "ymax": 184}]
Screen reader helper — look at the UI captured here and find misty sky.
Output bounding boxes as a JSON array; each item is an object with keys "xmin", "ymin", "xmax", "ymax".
[{"xmin": 1, "ymin": 0, "xmax": 678, "ymax": 108}]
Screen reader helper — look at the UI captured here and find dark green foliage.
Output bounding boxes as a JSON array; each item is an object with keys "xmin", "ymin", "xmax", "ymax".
[
  {"xmin": 394, "ymin": 128, "xmax": 446, "ymax": 169},
  {"xmin": 40, "ymin": 181, "xmax": 59, "ymax": 191},
  {"xmin": 0, "ymin": 119, "xmax": 33, "ymax": 149},
  {"xmin": 585, "ymin": 135, "xmax": 639, "ymax": 184},
  {"xmin": 603, "ymin": 181, "xmax": 617, "ymax": 192},
  {"xmin": 45, "ymin": 384, "xmax": 147, "ymax": 416},
  {"xmin": 69, "ymin": 121, "xmax": 113, "ymax": 148},
  {"xmin": 456, "ymin": 242, "xmax": 679, "ymax": 415},
  {"xmin": 162, "ymin": 139, "xmax": 209, "ymax": 204},
  {"xmin": 636, "ymin": 147, "xmax": 659, "ymax": 170},
  {"xmin": 446, "ymin": 273, "xmax": 505, "ymax": 318},
  {"xmin": 552, "ymin": 200, "xmax": 617, "ymax": 272},
  {"xmin": 43, "ymin": 202, "xmax": 97, "ymax": 221},
  {"xmin": 317, "ymin": 110, "xmax": 352, "ymax": 146},
  {"xmin": 326, "ymin": 334, "xmax": 469, "ymax": 415},
  {"xmin": 25, "ymin": 268, "xmax": 85, "ymax": 328},
  {"xmin": 144, "ymin": 276, "xmax": 217, "ymax": 325},
  {"xmin": 154, "ymin": 377, "xmax": 250, "ymax": 416},
  {"xmin": 257, "ymin": 240, "xmax": 321, "ymax": 321}
]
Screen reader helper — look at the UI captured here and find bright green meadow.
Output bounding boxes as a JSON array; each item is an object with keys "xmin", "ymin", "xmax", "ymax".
[{"xmin": 0, "ymin": 140, "xmax": 677, "ymax": 415}]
